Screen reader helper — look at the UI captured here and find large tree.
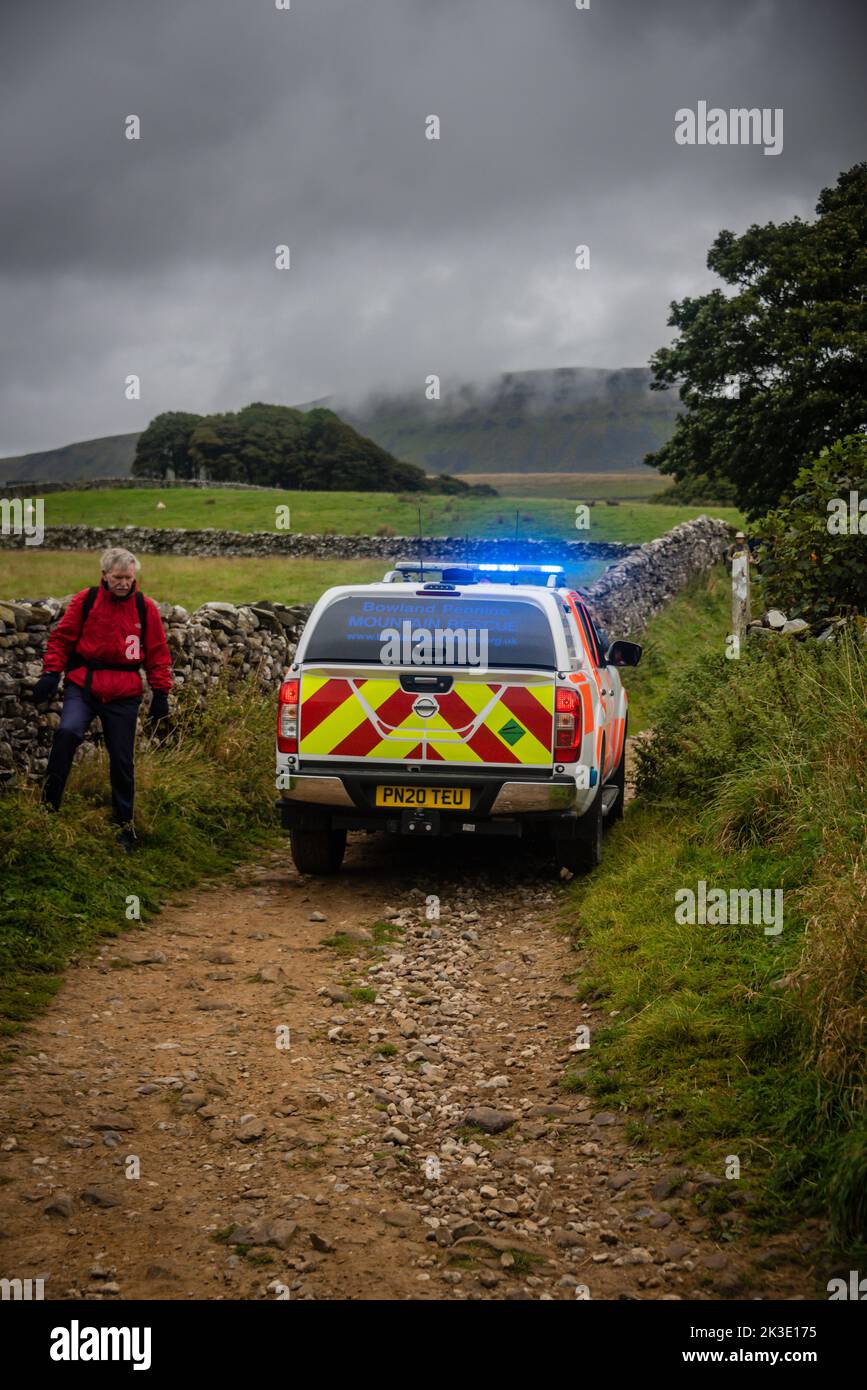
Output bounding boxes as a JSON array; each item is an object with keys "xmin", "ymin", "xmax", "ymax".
[
  {"xmin": 646, "ymin": 163, "xmax": 867, "ymax": 517},
  {"xmin": 131, "ymin": 401, "xmax": 485, "ymax": 493},
  {"xmin": 132, "ymin": 411, "xmax": 203, "ymax": 479}
]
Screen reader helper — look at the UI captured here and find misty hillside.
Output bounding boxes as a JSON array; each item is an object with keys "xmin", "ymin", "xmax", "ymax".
[
  {"xmin": 0, "ymin": 431, "xmax": 141, "ymax": 484},
  {"xmin": 0, "ymin": 367, "xmax": 680, "ymax": 483},
  {"xmin": 316, "ymin": 367, "xmax": 681, "ymax": 475}
]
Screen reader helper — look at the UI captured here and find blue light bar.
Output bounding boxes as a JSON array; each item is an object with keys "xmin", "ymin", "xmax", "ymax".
[{"xmin": 474, "ymin": 561, "xmax": 566, "ymax": 573}]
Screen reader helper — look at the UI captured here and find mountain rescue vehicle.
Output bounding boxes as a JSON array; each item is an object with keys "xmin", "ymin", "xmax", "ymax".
[{"xmin": 276, "ymin": 560, "xmax": 641, "ymax": 876}]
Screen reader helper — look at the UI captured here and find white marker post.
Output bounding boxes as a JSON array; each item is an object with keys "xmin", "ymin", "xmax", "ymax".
[{"xmin": 731, "ymin": 531, "xmax": 751, "ymax": 642}]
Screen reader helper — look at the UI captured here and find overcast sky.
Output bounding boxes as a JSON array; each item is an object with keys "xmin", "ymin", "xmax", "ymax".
[{"xmin": 0, "ymin": 0, "xmax": 864, "ymax": 456}]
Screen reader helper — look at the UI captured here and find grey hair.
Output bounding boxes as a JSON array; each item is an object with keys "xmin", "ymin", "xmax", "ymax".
[{"xmin": 101, "ymin": 546, "xmax": 141, "ymax": 575}]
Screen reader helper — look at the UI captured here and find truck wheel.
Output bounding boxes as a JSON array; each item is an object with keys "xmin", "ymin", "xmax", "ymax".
[
  {"xmin": 555, "ymin": 771, "xmax": 603, "ymax": 875},
  {"xmin": 607, "ymin": 716, "xmax": 628, "ymax": 826},
  {"xmin": 289, "ymin": 826, "xmax": 347, "ymax": 875}
]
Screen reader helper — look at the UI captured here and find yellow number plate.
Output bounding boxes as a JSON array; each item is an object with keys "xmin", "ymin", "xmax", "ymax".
[{"xmin": 375, "ymin": 785, "xmax": 471, "ymax": 810}]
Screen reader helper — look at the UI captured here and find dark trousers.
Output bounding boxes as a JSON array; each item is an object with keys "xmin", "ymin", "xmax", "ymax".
[{"xmin": 43, "ymin": 682, "xmax": 142, "ymax": 824}]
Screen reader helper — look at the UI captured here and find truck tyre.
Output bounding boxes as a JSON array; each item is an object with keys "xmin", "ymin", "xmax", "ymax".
[
  {"xmin": 607, "ymin": 715, "xmax": 628, "ymax": 826},
  {"xmin": 289, "ymin": 826, "xmax": 347, "ymax": 875},
  {"xmin": 555, "ymin": 763, "xmax": 604, "ymax": 875}
]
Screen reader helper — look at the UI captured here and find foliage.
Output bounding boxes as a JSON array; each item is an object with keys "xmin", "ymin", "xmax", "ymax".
[
  {"xmin": 132, "ymin": 402, "xmax": 492, "ymax": 495},
  {"xmin": 649, "ymin": 472, "xmax": 738, "ymax": 506},
  {"xmin": 570, "ymin": 631, "xmax": 867, "ymax": 1252},
  {"xmin": 0, "ymin": 676, "xmax": 280, "ymax": 1033},
  {"xmin": 754, "ymin": 433, "xmax": 867, "ymax": 622},
  {"xmin": 646, "ymin": 163, "xmax": 867, "ymax": 518}
]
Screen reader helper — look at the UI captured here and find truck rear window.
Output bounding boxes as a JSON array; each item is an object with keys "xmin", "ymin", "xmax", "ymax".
[{"xmin": 303, "ymin": 595, "xmax": 558, "ymax": 668}]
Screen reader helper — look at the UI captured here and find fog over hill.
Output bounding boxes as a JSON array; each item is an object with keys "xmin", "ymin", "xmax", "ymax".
[
  {"xmin": 0, "ymin": 367, "xmax": 679, "ymax": 485},
  {"xmin": 313, "ymin": 367, "xmax": 680, "ymax": 475}
]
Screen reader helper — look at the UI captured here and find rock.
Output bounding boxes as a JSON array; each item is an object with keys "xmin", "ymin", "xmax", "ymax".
[
  {"xmin": 462, "ymin": 1107, "xmax": 517, "ymax": 1134},
  {"xmin": 703, "ymin": 1252, "xmax": 729, "ymax": 1271},
  {"xmin": 236, "ymin": 1115, "xmax": 265, "ymax": 1143},
  {"xmin": 651, "ymin": 1169, "xmax": 688, "ymax": 1200},
  {"xmin": 663, "ymin": 1241, "xmax": 693, "ymax": 1261},
  {"xmin": 383, "ymin": 1126, "xmax": 409, "ymax": 1145},
  {"xmin": 254, "ymin": 965, "xmax": 285, "ymax": 984},
  {"xmin": 122, "ymin": 948, "xmax": 167, "ymax": 965},
  {"xmin": 782, "ymin": 618, "xmax": 810, "ymax": 636},
  {"xmin": 80, "ymin": 1187, "xmax": 120, "ymax": 1208},
  {"xmin": 309, "ymin": 1231, "xmax": 336, "ymax": 1253},
  {"xmin": 648, "ymin": 1212, "xmax": 672, "ymax": 1229},
  {"xmin": 766, "ymin": 609, "xmax": 787, "ymax": 629},
  {"xmin": 91, "ymin": 1114, "xmax": 134, "ymax": 1132},
  {"xmin": 179, "ymin": 1089, "xmax": 208, "ymax": 1112},
  {"xmin": 309, "ymin": 911, "xmax": 327, "ymax": 922},
  {"xmin": 44, "ymin": 1192, "xmax": 74, "ymax": 1217},
  {"xmin": 205, "ymin": 951, "xmax": 236, "ymax": 965},
  {"xmin": 381, "ymin": 1204, "xmax": 416, "ymax": 1228},
  {"xmin": 263, "ymin": 1219, "xmax": 299, "ymax": 1250},
  {"xmin": 609, "ymin": 1170, "xmax": 636, "ymax": 1190},
  {"xmin": 451, "ymin": 1219, "xmax": 482, "ymax": 1240}
]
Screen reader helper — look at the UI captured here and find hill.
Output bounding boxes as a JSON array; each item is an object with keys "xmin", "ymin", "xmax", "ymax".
[
  {"xmin": 0, "ymin": 367, "xmax": 681, "ymax": 485},
  {"xmin": 315, "ymin": 366, "xmax": 681, "ymax": 475},
  {"xmin": 0, "ymin": 431, "xmax": 140, "ymax": 483}
]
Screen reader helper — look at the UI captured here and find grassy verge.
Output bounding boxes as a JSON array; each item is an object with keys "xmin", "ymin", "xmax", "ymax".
[
  {"xmin": 617, "ymin": 565, "xmax": 731, "ymax": 731},
  {"xmin": 36, "ymin": 486, "xmax": 743, "ymax": 544},
  {"xmin": 0, "ymin": 677, "xmax": 281, "ymax": 1036},
  {"xmin": 565, "ymin": 614, "xmax": 867, "ymax": 1256}
]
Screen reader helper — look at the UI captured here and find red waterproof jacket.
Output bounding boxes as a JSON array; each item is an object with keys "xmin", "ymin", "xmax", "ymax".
[{"xmin": 42, "ymin": 581, "xmax": 173, "ymax": 702}]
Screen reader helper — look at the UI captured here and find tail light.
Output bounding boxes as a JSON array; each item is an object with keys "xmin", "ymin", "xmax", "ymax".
[
  {"xmin": 278, "ymin": 678, "xmax": 299, "ymax": 753},
  {"xmin": 555, "ymin": 687, "xmax": 581, "ymax": 761}
]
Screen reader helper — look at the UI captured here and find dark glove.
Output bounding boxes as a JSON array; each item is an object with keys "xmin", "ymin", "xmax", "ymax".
[
  {"xmin": 148, "ymin": 690, "xmax": 169, "ymax": 724},
  {"xmin": 31, "ymin": 671, "xmax": 60, "ymax": 704}
]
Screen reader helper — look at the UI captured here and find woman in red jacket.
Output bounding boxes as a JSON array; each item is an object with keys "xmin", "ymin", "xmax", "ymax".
[{"xmin": 31, "ymin": 547, "xmax": 173, "ymax": 850}]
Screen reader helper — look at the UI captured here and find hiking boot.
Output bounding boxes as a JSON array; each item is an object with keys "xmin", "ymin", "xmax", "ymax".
[{"xmin": 117, "ymin": 823, "xmax": 139, "ymax": 852}]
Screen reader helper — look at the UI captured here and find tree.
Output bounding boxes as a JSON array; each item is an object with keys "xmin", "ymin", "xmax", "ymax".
[
  {"xmin": 132, "ymin": 412, "xmax": 202, "ymax": 478},
  {"xmin": 646, "ymin": 163, "xmax": 867, "ymax": 518},
  {"xmin": 755, "ymin": 432, "xmax": 867, "ymax": 623}
]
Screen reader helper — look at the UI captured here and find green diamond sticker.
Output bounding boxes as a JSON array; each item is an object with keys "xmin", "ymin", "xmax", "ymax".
[{"xmin": 498, "ymin": 718, "xmax": 526, "ymax": 747}]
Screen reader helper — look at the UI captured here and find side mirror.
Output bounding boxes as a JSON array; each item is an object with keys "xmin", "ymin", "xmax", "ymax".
[{"xmin": 606, "ymin": 639, "xmax": 642, "ymax": 668}]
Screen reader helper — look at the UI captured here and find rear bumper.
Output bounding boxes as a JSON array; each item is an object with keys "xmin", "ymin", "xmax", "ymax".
[{"xmin": 276, "ymin": 761, "xmax": 588, "ymax": 834}]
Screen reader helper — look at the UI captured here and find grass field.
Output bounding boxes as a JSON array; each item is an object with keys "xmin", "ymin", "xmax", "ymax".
[
  {"xmin": 459, "ymin": 470, "xmax": 672, "ymax": 499},
  {"xmin": 36, "ymin": 487, "xmax": 742, "ymax": 545},
  {"xmin": 0, "ymin": 552, "xmax": 391, "ymax": 609},
  {"xmin": 0, "ymin": 550, "xmax": 614, "ymax": 608}
]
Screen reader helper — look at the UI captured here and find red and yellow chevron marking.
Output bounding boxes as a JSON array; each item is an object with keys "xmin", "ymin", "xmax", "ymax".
[{"xmin": 299, "ymin": 673, "xmax": 554, "ymax": 765}]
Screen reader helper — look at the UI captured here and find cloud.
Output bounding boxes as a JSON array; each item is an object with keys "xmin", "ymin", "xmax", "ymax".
[{"xmin": 0, "ymin": 0, "xmax": 864, "ymax": 454}]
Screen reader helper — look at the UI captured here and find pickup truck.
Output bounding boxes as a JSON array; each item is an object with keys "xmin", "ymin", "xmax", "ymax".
[{"xmin": 276, "ymin": 560, "xmax": 641, "ymax": 876}]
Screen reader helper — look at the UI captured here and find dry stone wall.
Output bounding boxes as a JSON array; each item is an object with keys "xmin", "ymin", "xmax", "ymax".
[
  {"xmin": 0, "ymin": 524, "xmax": 629, "ymax": 563},
  {"xmin": 0, "ymin": 516, "xmax": 733, "ymax": 781}
]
